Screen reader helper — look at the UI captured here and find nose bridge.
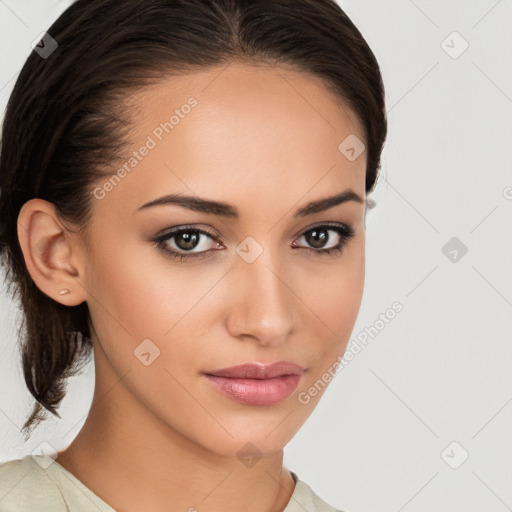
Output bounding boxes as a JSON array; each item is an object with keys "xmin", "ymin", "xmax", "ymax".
[{"xmin": 226, "ymin": 241, "xmax": 295, "ymax": 344}]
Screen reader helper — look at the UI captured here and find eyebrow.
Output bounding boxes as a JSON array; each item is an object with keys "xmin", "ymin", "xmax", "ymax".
[{"xmin": 136, "ymin": 188, "xmax": 364, "ymax": 218}]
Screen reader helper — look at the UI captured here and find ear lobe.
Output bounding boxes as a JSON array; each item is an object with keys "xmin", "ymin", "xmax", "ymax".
[{"xmin": 17, "ymin": 198, "xmax": 86, "ymax": 306}]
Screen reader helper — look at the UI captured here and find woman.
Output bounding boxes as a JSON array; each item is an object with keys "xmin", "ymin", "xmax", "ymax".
[{"xmin": 0, "ymin": 0, "xmax": 387, "ymax": 510}]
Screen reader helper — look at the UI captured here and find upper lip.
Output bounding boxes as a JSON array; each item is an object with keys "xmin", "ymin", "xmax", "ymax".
[{"xmin": 205, "ymin": 361, "xmax": 305, "ymax": 379}]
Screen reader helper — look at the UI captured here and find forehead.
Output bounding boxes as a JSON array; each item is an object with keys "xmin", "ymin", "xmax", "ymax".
[
  {"xmin": 126, "ymin": 62, "xmax": 364, "ymax": 146},
  {"xmin": 92, "ymin": 62, "xmax": 366, "ymax": 218}
]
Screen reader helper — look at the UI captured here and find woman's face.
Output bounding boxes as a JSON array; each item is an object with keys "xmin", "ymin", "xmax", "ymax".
[{"xmin": 80, "ymin": 62, "xmax": 367, "ymax": 458}]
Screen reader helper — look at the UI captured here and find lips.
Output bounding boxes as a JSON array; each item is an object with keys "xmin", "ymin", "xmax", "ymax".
[
  {"xmin": 205, "ymin": 361, "xmax": 305, "ymax": 379},
  {"xmin": 202, "ymin": 361, "xmax": 305, "ymax": 406}
]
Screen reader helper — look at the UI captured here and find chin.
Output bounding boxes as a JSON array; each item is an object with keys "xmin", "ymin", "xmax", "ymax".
[{"xmin": 195, "ymin": 413, "xmax": 306, "ymax": 460}]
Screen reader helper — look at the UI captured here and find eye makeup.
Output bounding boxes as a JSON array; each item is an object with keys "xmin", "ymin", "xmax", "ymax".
[{"xmin": 148, "ymin": 222, "xmax": 355, "ymax": 262}]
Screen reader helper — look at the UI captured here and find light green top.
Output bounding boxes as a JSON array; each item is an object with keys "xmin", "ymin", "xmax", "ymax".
[{"xmin": 0, "ymin": 455, "xmax": 341, "ymax": 512}]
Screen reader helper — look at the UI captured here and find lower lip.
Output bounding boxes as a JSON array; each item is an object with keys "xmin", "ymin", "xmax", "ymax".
[{"xmin": 203, "ymin": 373, "xmax": 302, "ymax": 405}]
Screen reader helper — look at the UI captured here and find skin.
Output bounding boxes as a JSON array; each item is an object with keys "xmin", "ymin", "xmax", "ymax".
[{"xmin": 17, "ymin": 61, "xmax": 368, "ymax": 512}]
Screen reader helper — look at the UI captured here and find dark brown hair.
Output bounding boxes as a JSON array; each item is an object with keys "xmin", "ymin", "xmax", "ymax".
[{"xmin": 0, "ymin": 0, "xmax": 387, "ymax": 438}]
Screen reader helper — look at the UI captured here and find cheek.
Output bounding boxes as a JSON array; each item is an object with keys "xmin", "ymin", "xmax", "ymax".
[
  {"xmin": 299, "ymin": 239, "xmax": 365, "ymax": 360},
  {"xmin": 83, "ymin": 233, "xmax": 221, "ymax": 362}
]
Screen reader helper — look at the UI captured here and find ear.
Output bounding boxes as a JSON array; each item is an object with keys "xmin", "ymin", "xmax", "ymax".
[{"xmin": 17, "ymin": 198, "xmax": 87, "ymax": 306}]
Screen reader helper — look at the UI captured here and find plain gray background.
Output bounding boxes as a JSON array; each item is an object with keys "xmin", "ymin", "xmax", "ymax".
[{"xmin": 1, "ymin": 1, "xmax": 511, "ymax": 511}]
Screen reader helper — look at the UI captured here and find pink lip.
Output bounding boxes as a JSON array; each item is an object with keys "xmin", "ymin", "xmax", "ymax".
[{"xmin": 203, "ymin": 361, "xmax": 305, "ymax": 405}]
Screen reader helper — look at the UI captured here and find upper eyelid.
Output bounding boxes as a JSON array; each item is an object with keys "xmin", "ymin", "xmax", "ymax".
[{"xmin": 156, "ymin": 222, "xmax": 352, "ymax": 245}]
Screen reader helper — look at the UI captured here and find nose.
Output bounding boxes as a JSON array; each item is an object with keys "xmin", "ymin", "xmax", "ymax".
[{"xmin": 225, "ymin": 251, "xmax": 297, "ymax": 347}]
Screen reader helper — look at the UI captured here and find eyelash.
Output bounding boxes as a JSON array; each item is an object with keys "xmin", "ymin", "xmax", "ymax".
[{"xmin": 150, "ymin": 222, "xmax": 355, "ymax": 262}]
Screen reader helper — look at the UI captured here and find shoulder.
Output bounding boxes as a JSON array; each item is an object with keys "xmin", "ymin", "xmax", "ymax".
[
  {"xmin": 287, "ymin": 472, "xmax": 346, "ymax": 512},
  {"xmin": 0, "ymin": 455, "xmax": 68, "ymax": 512},
  {"xmin": 0, "ymin": 455, "xmax": 115, "ymax": 512}
]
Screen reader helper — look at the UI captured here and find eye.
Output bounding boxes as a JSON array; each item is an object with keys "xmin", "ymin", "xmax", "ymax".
[
  {"xmin": 150, "ymin": 225, "xmax": 222, "ymax": 262},
  {"xmin": 292, "ymin": 223, "xmax": 355, "ymax": 256},
  {"xmin": 150, "ymin": 222, "xmax": 355, "ymax": 262}
]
